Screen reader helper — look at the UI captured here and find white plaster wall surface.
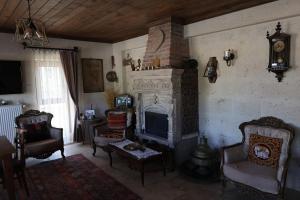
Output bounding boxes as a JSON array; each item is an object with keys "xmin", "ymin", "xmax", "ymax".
[
  {"xmin": 112, "ymin": 0, "xmax": 300, "ymax": 190},
  {"xmin": 123, "ymin": 47, "xmax": 146, "ymax": 94},
  {"xmin": 112, "ymin": 35, "xmax": 148, "ymax": 93},
  {"xmin": 0, "ymin": 33, "xmax": 113, "ymax": 117},
  {"xmin": 186, "ymin": 0, "xmax": 300, "ymax": 190}
]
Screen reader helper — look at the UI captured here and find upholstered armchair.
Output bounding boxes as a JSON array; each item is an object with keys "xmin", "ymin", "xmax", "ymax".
[
  {"xmin": 221, "ymin": 117, "xmax": 295, "ymax": 199},
  {"xmin": 15, "ymin": 110, "xmax": 65, "ymax": 166},
  {"xmin": 92, "ymin": 109, "xmax": 132, "ymax": 156}
]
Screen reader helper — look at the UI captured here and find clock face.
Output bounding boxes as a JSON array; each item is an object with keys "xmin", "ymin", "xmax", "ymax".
[{"xmin": 273, "ymin": 40, "xmax": 285, "ymax": 52}]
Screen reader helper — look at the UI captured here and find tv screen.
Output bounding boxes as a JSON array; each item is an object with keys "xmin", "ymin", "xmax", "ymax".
[{"xmin": 0, "ymin": 60, "xmax": 22, "ymax": 94}]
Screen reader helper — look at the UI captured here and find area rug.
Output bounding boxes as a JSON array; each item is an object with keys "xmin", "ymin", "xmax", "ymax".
[{"xmin": 18, "ymin": 154, "xmax": 142, "ymax": 200}]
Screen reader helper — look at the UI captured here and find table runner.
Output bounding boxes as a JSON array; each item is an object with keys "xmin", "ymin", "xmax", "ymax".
[{"xmin": 110, "ymin": 139, "xmax": 162, "ymax": 160}]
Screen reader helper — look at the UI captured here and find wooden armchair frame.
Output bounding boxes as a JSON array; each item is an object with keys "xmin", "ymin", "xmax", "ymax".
[{"xmin": 15, "ymin": 110, "xmax": 65, "ymax": 166}]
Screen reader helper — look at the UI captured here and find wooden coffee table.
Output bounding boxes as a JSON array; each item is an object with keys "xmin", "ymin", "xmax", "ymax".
[{"xmin": 108, "ymin": 139, "xmax": 166, "ymax": 186}]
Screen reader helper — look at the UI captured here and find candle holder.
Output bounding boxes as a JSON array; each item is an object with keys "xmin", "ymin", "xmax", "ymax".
[{"xmin": 223, "ymin": 49, "xmax": 235, "ymax": 66}]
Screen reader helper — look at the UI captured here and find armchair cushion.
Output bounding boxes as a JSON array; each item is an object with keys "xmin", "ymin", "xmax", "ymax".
[
  {"xmin": 248, "ymin": 134, "xmax": 282, "ymax": 168},
  {"xmin": 244, "ymin": 125, "xmax": 292, "ymax": 181},
  {"xmin": 98, "ymin": 130, "xmax": 124, "ymax": 139},
  {"xmin": 24, "ymin": 139, "xmax": 61, "ymax": 157},
  {"xmin": 223, "ymin": 161, "xmax": 279, "ymax": 194},
  {"xmin": 94, "ymin": 124, "xmax": 125, "ymax": 147},
  {"xmin": 24, "ymin": 121, "xmax": 51, "ymax": 143}
]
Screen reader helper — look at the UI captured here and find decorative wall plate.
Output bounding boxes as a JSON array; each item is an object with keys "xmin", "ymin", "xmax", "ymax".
[{"xmin": 106, "ymin": 71, "xmax": 118, "ymax": 82}]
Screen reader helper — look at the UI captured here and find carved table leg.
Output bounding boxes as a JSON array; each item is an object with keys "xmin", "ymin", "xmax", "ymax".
[
  {"xmin": 140, "ymin": 161, "xmax": 144, "ymax": 186},
  {"xmin": 108, "ymin": 151, "xmax": 112, "ymax": 167},
  {"xmin": 162, "ymin": 155, "xmax": 166, "ymax": 176}
]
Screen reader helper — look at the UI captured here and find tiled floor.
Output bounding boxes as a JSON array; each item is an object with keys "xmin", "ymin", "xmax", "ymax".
[{"xmin": 2, "ymin": 143, "xmax": 300, "ymax": 200}]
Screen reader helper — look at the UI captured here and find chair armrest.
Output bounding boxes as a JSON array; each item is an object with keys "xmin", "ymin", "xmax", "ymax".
[
  {"xmin": 221, "ymin": 143, "xmax": 246, "ymax": 165},
  {"xmin": 15, "ymin": 128, "xmax": 27, "ymax": 166},
  {"xmin": 49, "ymin": 127, "xmax": 63, "ymax": 142},
  {"xmin": 15, "ymin": 128, "xmax": 26, "ymax": 144}
]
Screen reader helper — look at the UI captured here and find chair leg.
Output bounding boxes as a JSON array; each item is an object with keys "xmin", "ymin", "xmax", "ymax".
[
  {"xmin": 16, "ymin": 171, "xmax": 22, "ymax": 187},
  {"xmin": 1, "ymin": 177, "xmax": 5, "ymax": 189},
  {"xmin": 93, "ymin": 143, "xmax": 97, "ymax": 156},
  {"xmin": 20, "ymin": 170, "xmax": 29, "ymax": 196},
  {"xmin": 221, "ymin": 176, "xmax": 226, "ymax": 199},
  {"xmin": 277, "ymin": 191, "xmax": 284, "ymax": 200},
  {"xmin": 61, "ymin": 148, "xmax": 66, "ymax": 159}
]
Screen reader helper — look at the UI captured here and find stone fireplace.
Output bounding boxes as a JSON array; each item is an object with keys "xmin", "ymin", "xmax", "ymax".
[{"xmin": 128, "ymin": 17, "xmax": 198, "ymax": 164}]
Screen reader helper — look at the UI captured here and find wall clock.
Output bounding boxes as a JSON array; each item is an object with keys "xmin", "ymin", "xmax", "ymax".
[{"xmin": 266, "ymin": 22, "xmax": 291, "ymax": 82}]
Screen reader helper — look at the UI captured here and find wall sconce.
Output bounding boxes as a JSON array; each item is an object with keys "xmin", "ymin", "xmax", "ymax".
[
  {"xmin": 203, "ymin": 57, "xmax": 218, "ymax": 83},
  {"xmin": 223, "ymin": 49, "xmax": 235, "ymax": 66}
]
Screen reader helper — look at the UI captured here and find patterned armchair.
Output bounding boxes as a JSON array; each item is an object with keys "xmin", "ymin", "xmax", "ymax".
[
  {"xmin": 221, "ymin": 117, "xmax": 294, "ymax": 199},
  {"xmin": 92, "ymin": 109, "xmax": 132, "ymax": 156},
  {"xmin": 15, "ymin": 110, "xmax": 65, "ymax": 166}
]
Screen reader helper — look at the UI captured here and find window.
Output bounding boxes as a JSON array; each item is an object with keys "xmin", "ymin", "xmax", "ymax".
[{"xmin": 34, "ymin": 50, "xmax": 75, "ymax": 144}]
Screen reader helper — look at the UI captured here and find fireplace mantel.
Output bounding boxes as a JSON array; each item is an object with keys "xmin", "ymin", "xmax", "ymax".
[{"xmin": 128, "ymin": 68, "xmax": 184, "ymax": 93}]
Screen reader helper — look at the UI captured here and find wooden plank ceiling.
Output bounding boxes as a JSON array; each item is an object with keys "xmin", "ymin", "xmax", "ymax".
[{"xmin": 0, "ymin": 0, "xmax": 276, "ymax": 43}]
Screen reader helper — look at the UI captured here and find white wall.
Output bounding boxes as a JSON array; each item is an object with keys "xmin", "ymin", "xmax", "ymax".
[
  {"xmin": 112, "ymin": 35, "xmax": 148, "ymax": 93},
  {"xmin": 0, "ymin": 33, "xmax": 113, "ymax": 117},
  {"xmin": 112, "ymin": 0, "xmax": 300, "ymax": 191}
]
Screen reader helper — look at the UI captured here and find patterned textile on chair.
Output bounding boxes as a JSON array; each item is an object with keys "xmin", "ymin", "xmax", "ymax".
[
  {"xmin": 92, "ymin": 110, "xmax": 131, "ymax": 155},
  {"xmin": 248, "ymin": 134, "xmax": 283, "ymax": 168},
  {"xmin": 107, "ymin": 111, "xmax": 127, "ymax": 129},
  {"xmin": 221, "ymin": 117, "xmax": 294, "ymax": 197}
]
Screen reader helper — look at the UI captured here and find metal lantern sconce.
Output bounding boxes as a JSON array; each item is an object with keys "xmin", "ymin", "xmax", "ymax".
[
  {"xmin": 223, "ymin": 49, "xmax": 235, "ymax": 66},
  {"xmin": 203, "ymin": 57, "xmax": 218, "ymax": 83}
]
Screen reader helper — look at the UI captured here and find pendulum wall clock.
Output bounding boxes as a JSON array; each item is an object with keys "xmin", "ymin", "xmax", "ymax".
[{"xmin": 266, "ymin": 22, "xmax": 291, "ymax": 82}]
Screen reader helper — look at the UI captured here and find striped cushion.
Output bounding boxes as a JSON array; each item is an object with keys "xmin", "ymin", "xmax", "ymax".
[
  {"xmin": 107, "ymin": 111, "xmax": 126, "ymax": 129},
  {"xmin": 99, "ymin": 131, "xmax": 124, "ymax": 139}
]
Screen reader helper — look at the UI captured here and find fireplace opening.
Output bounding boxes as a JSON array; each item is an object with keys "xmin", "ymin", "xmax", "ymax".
[{"xmin": 145, "ymin": 111, "xmax": 168, "ymax": 139}]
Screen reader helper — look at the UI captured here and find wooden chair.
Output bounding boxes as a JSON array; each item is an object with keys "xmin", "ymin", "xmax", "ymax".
[
  {"xmin": 92, "ymin": 109, "xmax": 132, "ymax": 157},
  {"xmin": 221, "ymin": 116, "xmax": 295, "ymax": 199},
  {"xmin": 15, "ymin": 110, "xmax": 65, "ymax": 166},
  {"xmin": 0, "ymin": 152, "xmax": 29, "ymax": 196}
]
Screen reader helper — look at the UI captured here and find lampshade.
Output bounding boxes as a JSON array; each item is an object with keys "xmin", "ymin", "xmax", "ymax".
[{"xmin": 15, "ymin": 0, "xmax": 48, "ymax": 46}]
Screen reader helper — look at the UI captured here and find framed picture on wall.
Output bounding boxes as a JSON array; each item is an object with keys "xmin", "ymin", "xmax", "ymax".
[{"xmin": 81, "ymin": 58, "xmax": 104, "ymax": 93}]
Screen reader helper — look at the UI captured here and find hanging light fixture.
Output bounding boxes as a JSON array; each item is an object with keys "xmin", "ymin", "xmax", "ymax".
[{"xmin": 15, "ymin": 0, "xmax": 48, "ymax": 46}]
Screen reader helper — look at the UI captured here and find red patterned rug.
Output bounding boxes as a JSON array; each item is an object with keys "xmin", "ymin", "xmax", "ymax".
[{"xmin": 9, "ymin": 154, "xmax": 141, "ymax": 200}]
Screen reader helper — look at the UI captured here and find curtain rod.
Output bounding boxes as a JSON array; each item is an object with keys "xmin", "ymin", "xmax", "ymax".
[{"xmin": 22, "ymin": 42, "xmax": 78, "ymax": 52}]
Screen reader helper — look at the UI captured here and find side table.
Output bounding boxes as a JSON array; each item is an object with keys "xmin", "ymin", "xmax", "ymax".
[{"xmin": 79, "ymin": 118, "xmax": 105, "ymax": 145}]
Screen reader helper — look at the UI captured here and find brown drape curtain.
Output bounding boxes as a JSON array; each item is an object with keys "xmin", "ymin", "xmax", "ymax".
[{"xmin": 59, "ymin": 50, "xmax": 80, "ymax": 142}]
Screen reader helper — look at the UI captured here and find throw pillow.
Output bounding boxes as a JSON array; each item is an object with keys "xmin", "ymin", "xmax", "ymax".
[
  {"xmin": 248, "ymin": 133, "xmax": 283, "ymax": 168},
  {"xmin": 107, "ymin": 111, "xmax": 127, "ymax": 129},
  {"xmin": 24, "ymin": 121, "xmax": 51, "ymax": 143}
]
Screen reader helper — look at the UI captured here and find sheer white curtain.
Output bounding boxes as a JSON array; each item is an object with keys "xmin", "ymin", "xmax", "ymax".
[{"xmin": 34, "ymin": 50, "xmax": 75, "ymax": 144}]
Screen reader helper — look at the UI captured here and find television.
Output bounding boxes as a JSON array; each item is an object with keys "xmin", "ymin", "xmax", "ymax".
[
  {"xmin": 0, "ymin": 60, "xmax": 23, "ymax": 94},
  {"xmin": 114, "ymin": 94, "xmax": 133, "ymax": 108}
]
